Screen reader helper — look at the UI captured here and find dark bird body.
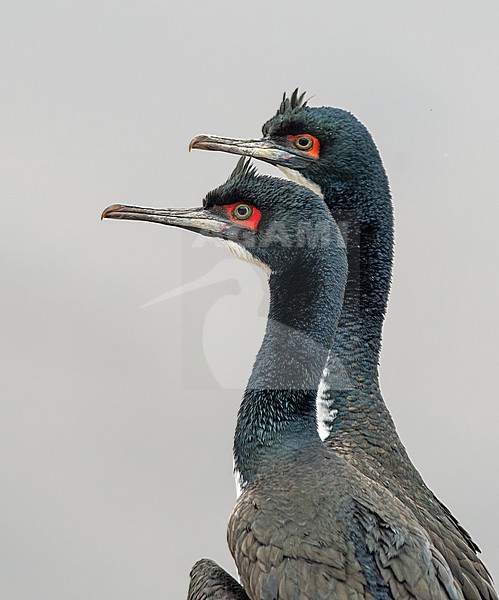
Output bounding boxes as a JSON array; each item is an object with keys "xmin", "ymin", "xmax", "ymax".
[
  {"xmin": 188, "ymin": 559, "xmax": 248, "ymax": 600},
  {"xmin": 229, "ymin": 443, "xmax": 463, "ymax": 600},
  {"xmin": 103, "ymin": 161, "xmax": 468, "ymax": 599},
  {"xmin": 189, "ymin": 92, "xmax": 496, "ymax": 599}
]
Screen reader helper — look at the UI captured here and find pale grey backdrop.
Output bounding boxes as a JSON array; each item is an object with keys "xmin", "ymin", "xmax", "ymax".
[{"xmin": 1, "ymin": 1, "xmax": 498, "ymax": 598}]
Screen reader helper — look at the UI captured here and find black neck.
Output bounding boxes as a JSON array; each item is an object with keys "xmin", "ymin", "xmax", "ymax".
[
  {"xmin": 315, "ymin": 170, "xmax": 398, "ymax": 450},
  {"xmin": 234, "ymin": 247, "xmax": 346, "ymax": 487},
  {"xmin": 323, "ymin": 171, "xmax": 394, "ymax": 382}
]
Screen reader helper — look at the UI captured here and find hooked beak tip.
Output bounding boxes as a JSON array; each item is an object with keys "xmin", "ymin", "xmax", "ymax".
[
  {"xmin": 189, "ymin": 135, "xmax": 207, "ymax": 152},
  {"xmin": 101, "ymin": 204, "xmax": 124, "ymax": 220}
]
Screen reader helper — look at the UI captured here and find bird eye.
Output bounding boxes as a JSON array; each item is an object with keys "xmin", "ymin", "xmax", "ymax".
[
  {"xmin": 232, "ymin": 204, "xmax": 253, "ymax": 220},
  {"xmin": 293, "ymin": 136, "xmax": 314, "ymax": 151}
]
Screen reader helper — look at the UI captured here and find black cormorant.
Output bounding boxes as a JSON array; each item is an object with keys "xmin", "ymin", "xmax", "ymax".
[
  {"xmin": 103, "ymin": 159, "xmax": 466, "ymax": 600},
  {"xmin": 189, "ymin": 92, "xmax": 496, "ymax": 599}
]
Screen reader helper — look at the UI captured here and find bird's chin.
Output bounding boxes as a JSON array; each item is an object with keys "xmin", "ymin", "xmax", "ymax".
[{"xmin": 276, "ymin": 166, "xmax": 324, "ymax": 198}]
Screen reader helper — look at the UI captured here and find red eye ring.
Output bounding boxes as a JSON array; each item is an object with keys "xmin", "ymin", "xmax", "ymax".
[
  {"xmin": 223, "ymin": 203, "xmax": 262, "ymax": 231},
  {"xmin": 287, "ymin": 134, "xmax": 320, "ymax": 159}
]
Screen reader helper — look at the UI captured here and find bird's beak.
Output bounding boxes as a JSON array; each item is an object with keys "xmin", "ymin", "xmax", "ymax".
[
  {"xmin": 189, "ymin": 135, "xmax": 314, "ymax": 169},
  {"xmin": 101, "ymin": 204, "xmax": 230, "ymax": 237}
]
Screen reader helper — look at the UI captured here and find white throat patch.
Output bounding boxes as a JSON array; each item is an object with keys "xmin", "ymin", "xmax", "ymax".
[
  {"xmin": 277, "ymin": 166, "xmax": 324, "ymax": 199},
  {"xmin": 220, "ymin": 239, "xmax": 271, "ymax": 276}
]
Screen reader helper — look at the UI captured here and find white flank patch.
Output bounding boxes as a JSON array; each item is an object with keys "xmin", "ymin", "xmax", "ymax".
[
  {"xmin": 220, "ymin": 239, "xmax": 271, "ymax": 276},
  {"xmin": 277, "ymin": 166, "xmax": 324, "ymax": 199},
  {"xmin": 316, "ymin": 365, "xmax": 339, "ymax": 440},
  {"xmin": 232, "ymin": 456, "xmax": 244, "ymax": 499},
  {"xmin": 317, "ymin": 372, "xmax": 332, "ymax": 441},
  {"xmin": 233, "ymin": 466, "xmax": 244, "ymax": 499}
]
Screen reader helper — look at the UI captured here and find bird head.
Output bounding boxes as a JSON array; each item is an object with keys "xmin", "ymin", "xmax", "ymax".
[
  {"xmin": 102, "ymin": 158, "xmax": 344, "ymax": 275},
  {"xmin": 190, "ymin": 89, "xmax": 386, "ymax": 207}
]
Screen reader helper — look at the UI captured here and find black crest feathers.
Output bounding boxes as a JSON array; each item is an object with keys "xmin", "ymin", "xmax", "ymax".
[
  {"xmin": 203, "ymin": 158, "xmax": 258, "ymax": 207},
  {"xmin": 277, "ymin": 88, "xmax": 308, "ymax": 117},
  {"xmin": 229, "ymin": 157, "xmax": 258, "ymax": 182},
  {"xmin": 262, "ymin": 89, "xmax": 309, "ymax": 135}
]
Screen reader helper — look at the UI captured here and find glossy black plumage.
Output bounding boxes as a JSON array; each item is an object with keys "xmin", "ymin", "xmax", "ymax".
[{"xmin": 189, "ymin": 93, "xmax": 497, "ymax": 599}]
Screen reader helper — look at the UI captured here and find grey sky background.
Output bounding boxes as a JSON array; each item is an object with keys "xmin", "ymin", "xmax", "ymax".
[{"xmin": 1, "ymin": 1, "xmax": 498, "ymax": 598}]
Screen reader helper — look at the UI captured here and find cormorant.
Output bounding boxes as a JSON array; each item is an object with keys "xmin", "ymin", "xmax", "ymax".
[
  {"xmin": 103, "ymin": 159, "xmax": 465, "ymax": 599},
  {"xmin": 189, "ymin": 92, "xmax": 496, "ymax": 599}
]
